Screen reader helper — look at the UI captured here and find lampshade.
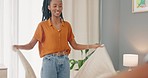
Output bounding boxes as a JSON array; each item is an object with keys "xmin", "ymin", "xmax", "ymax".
[{"xmin": 123, "ymin": 54, "xmax": 138, "ymax": 67}]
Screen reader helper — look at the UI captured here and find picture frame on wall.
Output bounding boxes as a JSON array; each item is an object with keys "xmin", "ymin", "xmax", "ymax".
[{"xmin": 132, "ymin": 0, "xmax": 148, "ymax": 13}]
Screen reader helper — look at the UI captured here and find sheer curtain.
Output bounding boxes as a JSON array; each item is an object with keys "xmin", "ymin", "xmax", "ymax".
[
  {"xmin": 63, "ymin": 0, "xmax": 99, "ymax": 44},
  {"xmin": 18, "ymin": 0, "xmax": 42, "ymax": 78},
  {"xmin": 63, "ymin": 0, "xmax": 100, "ymax": 77},
  {"xmin": 0, "ymin": 0, "xmax": 4, "ymax": 65},
  {"xmin": 2, "ymin": 0, "xmax": 19, "ymax": 78}
]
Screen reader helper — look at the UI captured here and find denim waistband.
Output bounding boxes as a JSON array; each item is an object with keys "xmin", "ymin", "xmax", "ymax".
[{"xmin": 48, "ymin": 50, "xmax": 68, "ymax": 56}]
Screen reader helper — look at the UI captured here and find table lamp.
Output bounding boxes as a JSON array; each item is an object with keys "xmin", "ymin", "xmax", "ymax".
[{"xmin": 123, "ymin": 54, "xmax": 138, "ymax": 71}]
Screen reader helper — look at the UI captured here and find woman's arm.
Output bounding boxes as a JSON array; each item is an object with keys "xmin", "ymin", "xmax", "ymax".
[
  {"xmin": 13, "ymin": 38, "xmax": 38, "ymax": 50},
  {"xmin": 69, "ymin": 39, "xmax": 101, "ymax": 50}
]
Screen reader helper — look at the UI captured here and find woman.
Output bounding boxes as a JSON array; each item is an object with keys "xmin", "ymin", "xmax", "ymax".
[{"xmin": 13, "ymin": 0, "xmax": 101, "ymax": 78}]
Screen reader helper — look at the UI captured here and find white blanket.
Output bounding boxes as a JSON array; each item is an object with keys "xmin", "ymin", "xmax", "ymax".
[
  {"xmin": 16, "ymin": 49, "xmax": 36, "ymax": 78},
  {"xmin": 74, "ymin": 47, "xmax": 116, "ymax": 78}
]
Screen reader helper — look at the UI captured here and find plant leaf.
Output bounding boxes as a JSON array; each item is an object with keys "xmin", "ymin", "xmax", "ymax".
[
  {"xmin": 69, "ymin": 59, "xmax": 76, "ymax": 70},
  {"xmin": 85, "ymin": 49, "xmax": 89, "ymax": 54},
  {"xmin": 81, "ymin": 50, "xmax": 83, "ymax": 55},
  {"xmin": 78, "ymin": 60, "xmax": 84, "ymax": 69}
]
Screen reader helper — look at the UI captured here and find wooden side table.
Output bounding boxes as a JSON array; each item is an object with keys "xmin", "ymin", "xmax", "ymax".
[{"xmin": 0, "ymin": 65, "xmax": 7, "ymax": 78}]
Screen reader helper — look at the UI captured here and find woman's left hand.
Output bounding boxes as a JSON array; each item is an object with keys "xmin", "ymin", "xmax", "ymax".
[{"xmin": 93, "ymin": 43, "xmax": 104, "ymax": 49}]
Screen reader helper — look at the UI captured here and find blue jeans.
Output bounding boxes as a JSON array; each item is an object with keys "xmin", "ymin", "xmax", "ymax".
[{"xmin": 41, "ymin": 54, "xmax": 70, "ymax": 78}]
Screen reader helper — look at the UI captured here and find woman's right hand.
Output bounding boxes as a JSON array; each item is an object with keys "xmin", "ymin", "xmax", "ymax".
[
  {"xmin": 13, "ymin": 45, "xmax": 19, "ymax": 49},
  {"xmin": 12, "ymin": 45, "xmax": 19, "ymax": 52}
]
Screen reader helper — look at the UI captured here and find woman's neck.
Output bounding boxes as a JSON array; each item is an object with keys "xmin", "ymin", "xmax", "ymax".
[{"xmin": 51, "ymin": 16, "xmax": 61, "ymax": 24}]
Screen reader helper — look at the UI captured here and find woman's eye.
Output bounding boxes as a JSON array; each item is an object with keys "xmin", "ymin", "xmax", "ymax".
[{"xmin": 52, "ymin": 5, "xmax": 57, "ymax": 7}]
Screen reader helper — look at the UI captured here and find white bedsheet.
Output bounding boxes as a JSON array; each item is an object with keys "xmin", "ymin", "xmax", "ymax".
[{"xmin": 74, "ymin": 47, "xmax": 116, "ymax": 78}]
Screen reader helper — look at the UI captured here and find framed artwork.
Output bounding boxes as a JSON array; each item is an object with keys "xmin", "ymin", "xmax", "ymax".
[{"xmin": 132, "ymin": 0, "xmax": 148, "ymax": 13}]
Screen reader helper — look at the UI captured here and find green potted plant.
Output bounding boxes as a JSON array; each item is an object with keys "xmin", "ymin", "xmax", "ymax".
[{"xmin": 69, "ymin": 49, "xmax": 96, "ymax": 70}]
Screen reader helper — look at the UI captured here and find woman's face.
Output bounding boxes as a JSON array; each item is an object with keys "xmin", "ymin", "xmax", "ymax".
[{"xmin": 48, "ymin": 0, "xmax": 63, "ymax": 18}]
